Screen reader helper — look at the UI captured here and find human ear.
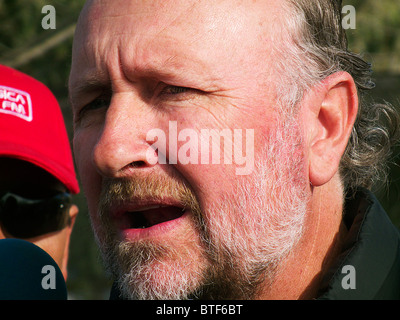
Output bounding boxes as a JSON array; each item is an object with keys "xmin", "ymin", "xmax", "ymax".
[{"xmin": 303, "ymin": 72, "xmax": 358, "ymax": 187}]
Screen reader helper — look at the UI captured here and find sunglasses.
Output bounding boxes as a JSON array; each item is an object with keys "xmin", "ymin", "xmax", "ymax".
[{"xmin": 0, "ymin": 192, "xmax": 72, "ymax": 239}]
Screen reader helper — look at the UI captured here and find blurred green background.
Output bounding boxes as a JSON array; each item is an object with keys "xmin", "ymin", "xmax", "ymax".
[{"xmin": 0, "ymin": 0, "xmax": 399, "ymax": 299}]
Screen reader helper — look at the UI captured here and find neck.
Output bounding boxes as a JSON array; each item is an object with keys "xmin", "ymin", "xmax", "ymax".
[{"xmin": 259, "ymin": 174, "xmax": 347, "ymax": 299}]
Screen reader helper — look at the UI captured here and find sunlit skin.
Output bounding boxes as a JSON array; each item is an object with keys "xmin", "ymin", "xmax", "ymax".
[{"xmin": 69, "ymin": 0, "xmax": 358, "ymax": 299}]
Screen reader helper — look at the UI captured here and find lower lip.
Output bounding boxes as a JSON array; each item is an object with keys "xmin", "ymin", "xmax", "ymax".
[{"xmin": 119, "ymin": 210, "xmax": 190, "ymax": 241}]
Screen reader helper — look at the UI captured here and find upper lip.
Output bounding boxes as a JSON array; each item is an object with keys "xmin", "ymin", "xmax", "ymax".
[
  {"xmin": 110, "ymin": 198, "xmax": 185, "ymax": 219},
  {"xmin": 109, "ymin": 198, "xmax": 188, "ymax": 230}
]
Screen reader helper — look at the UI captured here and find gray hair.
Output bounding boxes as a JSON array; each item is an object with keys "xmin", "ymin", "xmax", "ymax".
[{"xmin": 278, "ymin": 0, "xmax": 400, "ymax": 193}]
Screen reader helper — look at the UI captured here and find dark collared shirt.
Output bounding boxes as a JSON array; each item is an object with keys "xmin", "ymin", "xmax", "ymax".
[{"xmin": 318, "ymin": 188, "xmax": 400, "ymax": 299}]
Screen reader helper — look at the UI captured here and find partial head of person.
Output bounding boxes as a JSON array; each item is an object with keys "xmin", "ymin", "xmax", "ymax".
[
  {"xmin": 0, "ymin": 64, "xmax": 80, "ymax": 280},
  {"xmin": 69, "ymin": 0, "xmax": 400, "ymax": 299}
]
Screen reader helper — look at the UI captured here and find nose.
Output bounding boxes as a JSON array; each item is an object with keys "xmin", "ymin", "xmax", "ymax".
[{"xmin": 93, "ymin": 94, "xmax": 158, "ymax": 178}]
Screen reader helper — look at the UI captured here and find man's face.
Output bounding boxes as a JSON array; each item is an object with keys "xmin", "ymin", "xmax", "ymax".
[{"xmin": 69, "ymin": 0, "xmax": 310, "ymax": 299}]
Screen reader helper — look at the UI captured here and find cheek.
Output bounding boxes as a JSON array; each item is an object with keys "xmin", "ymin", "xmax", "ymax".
[
  {"xmin": 170, "ymin": 119, "xmax": 272, "ymax": 214},
  {"xmin": 181, "ymin": 162, "xmax": 239, "ymax": 222}
]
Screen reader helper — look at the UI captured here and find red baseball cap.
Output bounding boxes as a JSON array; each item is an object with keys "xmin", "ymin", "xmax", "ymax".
[{"xmin": 0, "ymin": 64, "xmax": 79, "ymax": 194}]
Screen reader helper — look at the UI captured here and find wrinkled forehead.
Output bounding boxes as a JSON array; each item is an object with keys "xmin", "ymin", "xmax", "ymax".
[
  {"xmin": 78, "ymin": 0, "xmax": 210, "ymax": 34},
  {"xmin": 77, "ymin": 0, "xmax": 285, "ymax": 36},
  {"xmin": 69, "ymin": 0, "xmax": 290, "ymax": 96},
  {"xmin": 72, "ymin": 0, "xmax": 287, "ymax": 60}
]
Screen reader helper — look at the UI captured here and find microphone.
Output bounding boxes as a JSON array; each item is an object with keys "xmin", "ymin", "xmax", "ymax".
[{"xmin": 0, "ymin": 238, "xmax": 67, "ymax": 300}]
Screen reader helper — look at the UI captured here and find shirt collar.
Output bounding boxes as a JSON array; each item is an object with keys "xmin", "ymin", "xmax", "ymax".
[{"xmin": 317, "ymin": 188, "xmax": 400, "ymax": 299}]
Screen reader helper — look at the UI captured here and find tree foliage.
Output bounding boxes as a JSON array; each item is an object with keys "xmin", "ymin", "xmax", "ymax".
[{"xmin": 345, "ymin": 0, "xmax": 400, "ymax": 72}]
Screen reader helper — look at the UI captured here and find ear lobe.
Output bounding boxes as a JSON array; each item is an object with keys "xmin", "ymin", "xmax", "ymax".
[{"xmin": 307, "ymin": 72, "xmax": 358, "ymax": 187}]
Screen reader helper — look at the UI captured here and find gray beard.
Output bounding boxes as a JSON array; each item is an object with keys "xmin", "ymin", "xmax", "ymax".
[{"xmin": 94, "ymin": 118, "xmax": 309, "ymax": 300}]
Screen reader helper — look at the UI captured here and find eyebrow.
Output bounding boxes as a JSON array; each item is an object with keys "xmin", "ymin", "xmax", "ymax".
[
  {"xmin": 68, "ymin": 70, "xmax": 111, "ymax": 106},
  {"xmin": 68, "ymin": 52, "xmax": 221, "ymax": 108}
]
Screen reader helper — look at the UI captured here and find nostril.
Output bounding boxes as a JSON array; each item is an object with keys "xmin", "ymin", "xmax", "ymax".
[{"xmin": 129, "ymin": 161, "xmax": 147, "ymax": 168}]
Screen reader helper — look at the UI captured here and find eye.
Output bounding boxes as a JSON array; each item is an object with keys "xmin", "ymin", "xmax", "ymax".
[
  {"xmin": 75, "ymin": 97, "xmax": 110, "ymax": 126},
  {"xmin": 160, "ymin": 85, "xmax": 191, "ymax": 95},
  {"xmin": 78, "ymin": 98, "xmax": 109, "ymax": 116}
]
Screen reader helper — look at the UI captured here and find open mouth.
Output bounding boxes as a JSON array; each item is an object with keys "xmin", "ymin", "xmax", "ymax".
[{"xmin": 123, "ymin": 205, "xmax": 186, "ymax": 229}]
